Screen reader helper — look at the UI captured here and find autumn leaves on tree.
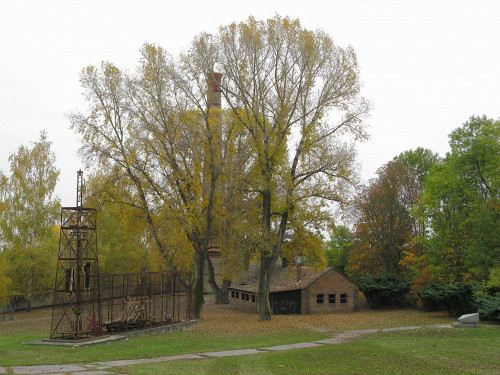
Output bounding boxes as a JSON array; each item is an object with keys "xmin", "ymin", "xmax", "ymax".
[
  {"xmin": 0, "ymin": 133, "xmax": 60, "ymax": 311},
  {"xmin": 69, "ymin": 15, "xmax": 369, "ymax": 320}
]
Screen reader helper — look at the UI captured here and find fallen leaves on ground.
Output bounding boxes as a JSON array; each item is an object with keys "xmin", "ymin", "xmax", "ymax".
[
  {"xmin": 196, "ymin": 298, "xmax": 452, "ymax": 336},
  {"xmin": 0, "ymin": 297, "xmax": 453, "ymax": 338}
]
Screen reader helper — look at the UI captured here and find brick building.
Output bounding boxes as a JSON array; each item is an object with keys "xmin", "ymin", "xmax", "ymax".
[{"xmin": 228, "ymin": 264, "xmax": 359, "ymax": 314}]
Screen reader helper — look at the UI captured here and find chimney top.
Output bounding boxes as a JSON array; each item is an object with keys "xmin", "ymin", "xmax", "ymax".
[
  {"xmin": 208, "ymin": 73, "xmax": 222, "ymax": 92},
  {"xmin": 208, "ymin": 73, "xmax": 222, "ymax": 108}
]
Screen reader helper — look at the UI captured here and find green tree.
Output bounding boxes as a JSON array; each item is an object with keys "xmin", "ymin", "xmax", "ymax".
[
  {"xmin": 0, "ymin": 132, "xmax": 60, "ymax": 311},
  {"xmin": 207, "ymin": 15, "xmax": 369, "ymax": 319},
  {"xmin": 421, "ymin": 116, "xmax": 499, "ymax": 282},
  {"xmin": 281, "ymin": 228, "xmax": 327, "ymax": 270},
  {"xmin": 326, "ymin": 225, "xmax": 354, "ymax": 275},
  {"xmin": 0, "ymin": 252, "xmax": 11, "ymax": 304},
  {"xmin": 393, "ymin": 147, "xmax": 441, "ymax": 184},
  {"xmin": 349, "ymin": 147, "xmax": 440, "ymax": 285}
]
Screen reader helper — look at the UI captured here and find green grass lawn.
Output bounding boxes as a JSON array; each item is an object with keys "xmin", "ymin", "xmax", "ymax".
[
  {"xmin": 1, "ymin": 299, "xmax": 496, "ymax": 372},
  {"xmin": 0, "ymin": 327, "xmax": 328, "ymax": 367},
  {"xmin": 113, "ymin": 326, "xmax": 500, "ymax": 375}
]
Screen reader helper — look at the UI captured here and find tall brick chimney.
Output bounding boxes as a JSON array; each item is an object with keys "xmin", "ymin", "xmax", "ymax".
[
  {"xmin": 208, "ymin": 73, "xmax": 222, "ymax": 108},
  {"xmin": 295, "ymin": 256, "xmax": 302, "ymax": 283}
]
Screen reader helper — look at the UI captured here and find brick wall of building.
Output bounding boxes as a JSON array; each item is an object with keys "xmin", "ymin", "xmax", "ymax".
[
  {"xmin": 304, "ymin": 270, "xmax": 359, "ymax": 313},
  {"xmin": 228, "ymin": 268, "xmax": 360, "ymax": 315}
]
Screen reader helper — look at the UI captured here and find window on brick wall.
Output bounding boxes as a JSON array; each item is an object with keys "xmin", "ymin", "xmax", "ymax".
[
  {"xmin": 231, "ymin": 291, "xmax": 234, "ymax": 298},
  {"xmin": 329, "ymin": 294, "xmax": 336, "ymax": 304},
  {"xmin": 245, "ymin": 293, "xmax": 249, "ymax": 301},
  {"xmin": 317, "ymin": 294, "xmax": 324, "ymax": 304},
  {"xmin": 235, "ymin": 291, "xmax": 239, "ymax": 299},
  {"xmin": 241, "ymin": 293, "xmax": 245, "ymax": 300},
  {"xmin": 252, "ymin": 294, "xmax": 256, "ymax": 303},
  {"xmin": 340, "ymin": 293, "xmax": 348, "ymax": 304}
]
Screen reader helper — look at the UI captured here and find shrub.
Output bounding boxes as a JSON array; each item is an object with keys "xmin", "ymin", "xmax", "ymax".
[
  {"xmin": 358, "ymin": 272, "xmax": 411, "ymax": 308},
  {"xmin": 418, "ymin": 282, "xmax": 477, "ymax": 316},
  {"xmin": 475, "ymin": 293, "xmax": 500, "ymax": 322},
  {"xmin": 418, "ymin": 282, "xmax": 449, "ymax": 311}
]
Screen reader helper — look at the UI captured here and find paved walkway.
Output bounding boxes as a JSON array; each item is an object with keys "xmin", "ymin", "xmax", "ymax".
[{"xmin": 2, "ymin": 324, "xmax": 452, "ymax": 374}]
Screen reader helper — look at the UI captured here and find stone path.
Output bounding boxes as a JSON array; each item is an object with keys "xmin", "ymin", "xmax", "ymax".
[{"xmin": 2, "ymin": 324, "xmax": 452, "ymax": 374}]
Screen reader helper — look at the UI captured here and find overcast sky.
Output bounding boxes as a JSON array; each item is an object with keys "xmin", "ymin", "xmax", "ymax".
[{"xmin": 1, "ymin": 0, "xmax": 499, "ymax": 205}]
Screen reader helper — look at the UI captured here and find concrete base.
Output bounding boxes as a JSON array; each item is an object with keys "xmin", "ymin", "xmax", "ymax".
[
  {"xmin": 26, "ymin": 334, "xmax": 127, "ymax": 347},
  {"xmin": 453, "ymin": 322, "xmax": 477, "ymax": 328},
  {"xmin": 118, "ymin": 320, "xmax": 198, "ymax": 338},
  {"xmin": 25, "ymin": 320, "xmax": 198, "ymax": 347}
]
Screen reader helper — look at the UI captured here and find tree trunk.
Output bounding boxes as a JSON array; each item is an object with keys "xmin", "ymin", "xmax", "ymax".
[
  {"xmin": 26, "ymin": 269, "xmax": 33, "ymax": 312},
  {"xmin": 257, "ymin": 201, "xmax": 289, "ymax": 321},
  {"xmin": 206, "ymin": 255, "xmax": 230, "ymax": 304},
  {"xmin": 257, "ymin": 254, "xmax": 275, "ymax": 320},
  {"xmin": 192, "ymin": 248, "xmax": 205, "ymax": 318},
  {"xmin": 257, "ymin": 187, "xmax": 274, "ymax": 320},
  {"xmin": 216, "ymin": 279, "xmax": 230, "ymax": 304}
]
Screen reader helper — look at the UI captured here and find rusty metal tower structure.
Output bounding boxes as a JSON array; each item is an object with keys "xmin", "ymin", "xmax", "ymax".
[{"xmin": 50, "ymin": 170, "xmax": 101, "ymax": 339}]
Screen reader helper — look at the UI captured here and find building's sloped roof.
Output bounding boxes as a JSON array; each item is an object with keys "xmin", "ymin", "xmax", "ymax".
[{"xmin": 230, "ymin": 264, "xmax": 333, "ymax": 293}]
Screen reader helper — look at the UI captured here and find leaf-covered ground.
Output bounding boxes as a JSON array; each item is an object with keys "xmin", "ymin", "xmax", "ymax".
[{"xmin": 197, "ymin": 298, "xmax": 453, "ymax": 336}]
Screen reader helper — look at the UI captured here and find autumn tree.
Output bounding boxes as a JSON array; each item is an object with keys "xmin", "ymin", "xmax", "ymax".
[
  {"xmin": 0, "ymin": 132, "xmax": 60, "ymax": 311},
  {"xmin": 71, "ymin": 16, "xmax": 369, "ymax": 320},
  {"xmin": 0, "ymin": 174, "xmax": 11, "ymax": 303},
  {"xmin": 84, "ymin": 171, "xmax": 181, "ymax": 274},
  {"xmin": 349, "ymin": 162, "xmax": 418, "ymax": 278},
  {"xmin": 193, "ymin": 15, "xmax": 369, "ymax": 320},
  {"xmin": 71, "ymin": 43, "xmax": 244, "ymax": 317},
  {"xmin": 0, "ymin": 253, "xmax": 10, "ymax": 304},
  {"xmin": 393, "ymin": 148, "xmax": 440, "ymax": 287}
]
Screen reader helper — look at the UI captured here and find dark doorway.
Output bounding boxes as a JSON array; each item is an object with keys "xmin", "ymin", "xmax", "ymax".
[{"xmin": 270, "ymin": 290, "xmax": 301, "ymax": 314}]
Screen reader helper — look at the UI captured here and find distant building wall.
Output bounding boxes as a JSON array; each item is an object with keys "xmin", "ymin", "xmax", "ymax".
[
  {"xmin": 0, "ymin": 292, "xmax": 53, "ymax": 313},
  {"xmin": 227, "ymin": 289, "xmax": 258, "ymax": 313}
]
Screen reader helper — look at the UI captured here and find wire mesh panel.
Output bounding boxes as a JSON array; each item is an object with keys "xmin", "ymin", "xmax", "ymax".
[
  {"xmin": 50, "ymin": 206, "xmax": 101, "ymax": 339},
  {"xmin": 100, "ymin": 271, "xmax": 191, "ymax": 333}
]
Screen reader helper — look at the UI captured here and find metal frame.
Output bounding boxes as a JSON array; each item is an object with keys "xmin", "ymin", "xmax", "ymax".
[
  {"xmin": 50, "ymin": 205, "xmax": 100, "ymax": 339},
  {"xmin": 50, "ymin": 171, "xmax": 192, "ymax": 339},
  {"xmin": 100, "ymin": 271, "xmax": 191, "ymax": 332}
]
